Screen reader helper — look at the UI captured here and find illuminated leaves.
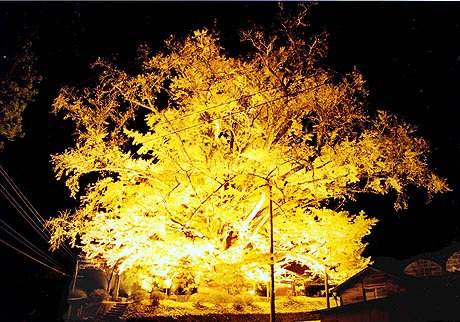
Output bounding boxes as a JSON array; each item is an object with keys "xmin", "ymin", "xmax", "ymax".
[
  {"xmin": 47, "ymin": 10, "xmax": 449, "ymax": 293},
  {"xmin": 276, "ymin": 208, "xmax": 377, "ymax": 283}
]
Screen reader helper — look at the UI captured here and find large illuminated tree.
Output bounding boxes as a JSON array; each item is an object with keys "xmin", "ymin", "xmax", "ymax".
[{"xmin": 47, "ymin": 5, "xmax": 449, "ymax": 293}]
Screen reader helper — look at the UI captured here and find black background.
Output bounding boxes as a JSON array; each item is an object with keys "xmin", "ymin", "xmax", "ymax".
[{"xmin": 1, "ymin": 2, "xmax": 460, "ymax": 321}]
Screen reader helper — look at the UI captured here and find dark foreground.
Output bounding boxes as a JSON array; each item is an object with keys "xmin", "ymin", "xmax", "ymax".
[{"xmin": 127, "ymin": 312, "xmax": 320, "ymax": 322}]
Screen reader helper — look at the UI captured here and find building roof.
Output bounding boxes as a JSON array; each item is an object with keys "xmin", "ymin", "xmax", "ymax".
[
  {"xmin": 332, "ymin": 264, "xmax": 407, "ymax": 293},
  {"xmin": 402, "ymin": 241, "xmax": 460, "ymax": 267},
  {"xmin": 333, "ymin": 242, "xmax": 460, "ymax": 294}
]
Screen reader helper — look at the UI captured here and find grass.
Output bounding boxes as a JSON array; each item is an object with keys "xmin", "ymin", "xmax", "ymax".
[{"xmin": 124, "ymin": 295, "xmax": 335, "ymax": 319}]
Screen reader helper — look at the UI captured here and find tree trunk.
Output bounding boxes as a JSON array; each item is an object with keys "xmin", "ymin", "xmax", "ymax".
[{"xmin": 113, "ymin": 273, "xmax": 120, "ymax": 301}]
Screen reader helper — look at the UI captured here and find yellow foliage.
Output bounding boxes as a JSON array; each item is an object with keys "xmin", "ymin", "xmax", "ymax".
[{"xmin": 46, "ymin": 8, "xmax": 449, "ymax": 293}]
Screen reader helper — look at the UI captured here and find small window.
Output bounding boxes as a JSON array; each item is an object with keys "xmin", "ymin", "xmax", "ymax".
[
  {"xmin": 446, "ymin": 251, "xmax": 460, "ymax": 272},
  {"xmin": 364, "ymin": 286, "xmax": 387, "ymax": 300},
  {"xmin": 375, "ymin": 287, "xmax": 387, "ymax": 298}
]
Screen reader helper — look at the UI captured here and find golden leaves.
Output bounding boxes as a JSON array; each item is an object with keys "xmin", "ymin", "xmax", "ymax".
[{"xmin": 47, "ymin": 15, "xmax": 449, "ymax": 292}]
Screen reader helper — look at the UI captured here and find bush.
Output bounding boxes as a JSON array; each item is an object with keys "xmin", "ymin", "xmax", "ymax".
[
  {"xmin": 69, "ymin": 288, "xmax": 87, "ymax": 299},
  {"xmin": 278, "ymin": 296, "xmax": 299, "ymax": 308},
  {"xmin": 89, "ymin": 289, "xmax": 110, "ymax": 303},
  {"xmin": 131, "ymin": 289, "xmax": 150, "ymax": 303},
  {"xmin": 232, "ymin": 294, "xmax": 256, "ymax": 312},
  {"xmin": 151, "ymin": 290, "xmax": 167, "ymax": 301},
  {"xmin": 149, "ymin": 291, "xmax": 162, "ymax": 308},
  {"xmin": 235, "ymin": 294, "xmax": 254, "ymax": 306},
  {"xmin": 189, "ymin": 290, "xmax": 233, "ymax": 304},
  {"xmin": 232, "ymin": 301, "xmax": 244, "ymax": 312},
  {"xmin": 192, "ymin": 301, "xmax": 207, "ymax": 310}
]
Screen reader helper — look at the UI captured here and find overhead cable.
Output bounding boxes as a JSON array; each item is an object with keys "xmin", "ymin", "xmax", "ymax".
[
  {"xmin": 0, "ymin": 237, "xmax": 71, "ymax": 277},
  {"xmin": 0, "ymin": 217, "xmax": 65, "ymax": 270},
  {"xmin": 0, "ymin": 165, "xmax": 76, "ymax": 259}
]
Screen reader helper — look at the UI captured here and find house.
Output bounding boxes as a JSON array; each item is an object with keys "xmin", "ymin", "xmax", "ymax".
[
  {"xmin": 333, "ymin": 260, "xmax": 410, "ymax": 306},
  {"xmin": 316, "ymin": 242, "xmax": 460, "ymax": 322}
]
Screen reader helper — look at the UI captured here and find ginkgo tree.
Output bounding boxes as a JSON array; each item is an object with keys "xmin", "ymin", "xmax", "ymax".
[{"xmin": 46, "ymin": 5, "xmax": 449, "ymax": 295}]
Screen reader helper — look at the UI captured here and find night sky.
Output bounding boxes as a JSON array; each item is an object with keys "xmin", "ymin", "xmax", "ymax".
[{"xmin": 1, "ymin": 2, "xmax": 460, "ymax": 321}]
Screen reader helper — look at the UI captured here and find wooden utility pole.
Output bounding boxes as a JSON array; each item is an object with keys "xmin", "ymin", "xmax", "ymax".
[
  {"xmin": 325, "ymin": 267, "xmax": 330, "ymax": 309},
  {"xmin": 71, "ymin": 259, "xmax": 79, "ymax": 293},
  {"xmin": 269, "ymin": 183, "xmax": 275, "ymax": 322},
  {"xmin": 67, "ymin": 259, "xmax": 79, "ymax": 321}
]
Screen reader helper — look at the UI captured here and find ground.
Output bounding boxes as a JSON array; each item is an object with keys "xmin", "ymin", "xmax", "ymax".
[{"xmin": 124, "ymin": 295, "xmax": 334, "ymax": 320}]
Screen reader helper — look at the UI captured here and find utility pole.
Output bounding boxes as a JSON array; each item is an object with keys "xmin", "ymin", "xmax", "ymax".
[
  {"xmin": 324, "ymin": 266, "xmax": 330, "ymax": 309},
  {"xmin": 269, "ymin": 183, "xmax": 275, "ymax": 322},
  {"xmin": 67, "ymin": 259, "xmax": 79, "ymax": 321},
  {"xmin": 71, "ymin": 259, "xmax": 79, "ymax": 293}
]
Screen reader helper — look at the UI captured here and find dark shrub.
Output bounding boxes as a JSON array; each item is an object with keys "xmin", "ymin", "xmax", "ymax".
[
  {"xmin": 131, "ymin": 289, "xmax": 150, "ymax": 303},
  {"xmin": 89, "ymin": 289, "xmax": 110, "ymax": 303},
  {"xmin": 149, "ymin": 291, "xmax": 162, "ymax": 308},
  {"xmin": 69, "ymin": 288, "xmax": 87, "ymax": 299},
  {"xmin": 232, "ymin": 295, "xmax": 254, "ymax": 312}
]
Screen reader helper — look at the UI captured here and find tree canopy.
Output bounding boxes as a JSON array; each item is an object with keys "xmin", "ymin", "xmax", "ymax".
[
  {"xmin": 46, "ymin": 5, "xmax": 449, "ymax": 293},
  {"xmin": 0, "ymin": 38, "xmax": 42, "ymax": 151}
]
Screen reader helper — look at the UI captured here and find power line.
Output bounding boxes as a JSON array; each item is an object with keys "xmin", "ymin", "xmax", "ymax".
[
  {"xmin": 0, "ymin": 182, "xmax": 49, "ymax": 243},
  {"xmin": 0, "ymin": 174, "xmax": 75, "ymax": 264},
  {"xmin": 0, "ymin": 164, "xmax": 76, "ymax": 259},
  {"xmin": 0, "ymin": 218, "xmax": 65, "ymax": 270},
  {"xmin": 0, "ymin": 182, "xmax": 76, "ymax": 263},
  {"xmin": 0, "ymin": 237, "xmax": 71, "ymax": 277},
  {"xmin": 0, "ymin": 164, "xmax": 46, "ymax": 226}
]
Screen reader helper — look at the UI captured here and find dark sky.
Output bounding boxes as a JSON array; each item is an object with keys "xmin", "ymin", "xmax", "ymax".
[{"xmin": 1, "ymin": 2, "xmax": 460, "ymax": 320}]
